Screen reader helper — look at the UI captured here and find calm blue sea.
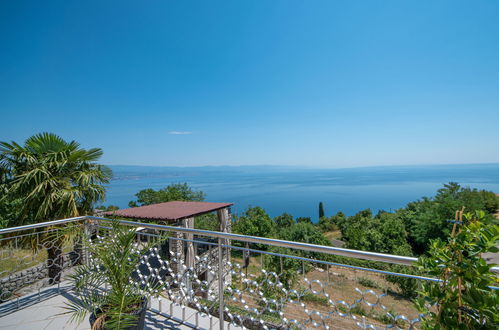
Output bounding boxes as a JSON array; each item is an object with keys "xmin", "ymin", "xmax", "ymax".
[{"xmin": 103, "ymin": 164, "xmax": 499, "ymax": 221}]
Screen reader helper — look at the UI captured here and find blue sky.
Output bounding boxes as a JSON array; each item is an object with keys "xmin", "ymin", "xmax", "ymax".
[{"xmin": 1, "ymin": 1, "xmax": 498, "ymax": 168}]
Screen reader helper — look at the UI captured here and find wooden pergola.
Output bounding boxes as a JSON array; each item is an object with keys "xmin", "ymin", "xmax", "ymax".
[
  {"xmin": 104, "ymin": 201, "xmax": 233, "ymax": 224},
  {"xmin": 104, "ymin": 201, "xmax": 233, "ymax": 274}
]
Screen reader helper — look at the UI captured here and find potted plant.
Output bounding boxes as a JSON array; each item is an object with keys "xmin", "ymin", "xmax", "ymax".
[{"xmin": 65, "ymin": 221, "xmax": 161, "ymax": 330}]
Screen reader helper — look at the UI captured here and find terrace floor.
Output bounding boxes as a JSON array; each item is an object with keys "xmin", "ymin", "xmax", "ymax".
[{"xmin": 0, "ymin": 283, "xmax": 237, "ymax": 330}]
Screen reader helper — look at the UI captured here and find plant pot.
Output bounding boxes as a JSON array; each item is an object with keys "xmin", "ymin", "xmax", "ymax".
[{"xmin": 89, "ymin": 297, "xmax": 149, "ymax": 330}]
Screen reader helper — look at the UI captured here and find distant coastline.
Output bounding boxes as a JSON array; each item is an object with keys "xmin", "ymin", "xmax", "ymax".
[{"xmin": 103, "ymin": 163, "xmax": 499, "ymax": 219}]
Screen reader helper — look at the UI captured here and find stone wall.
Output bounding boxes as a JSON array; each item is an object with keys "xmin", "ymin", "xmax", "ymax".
[{"xmin": 0, "ymin": 252, "xmax": 78, "ymax": 300}]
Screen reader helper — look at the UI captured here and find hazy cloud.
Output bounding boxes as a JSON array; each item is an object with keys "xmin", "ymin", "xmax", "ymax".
[{"xmin": 168, "ymin": 131, "xmax": 192, "ymax": 135}]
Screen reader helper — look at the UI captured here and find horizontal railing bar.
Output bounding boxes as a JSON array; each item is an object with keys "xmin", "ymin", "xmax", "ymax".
[
  {"xmin": 89, "ymin": 216, "xmax": 499, "ymax": 274},
  {"xmin": 90, "ymin": 217, "xmax": 419, "ymax": 266},
  {"xmin": 224, "ymin": 243, "xmax": 442, "ymax": 283},
  {"xmin": 2, "ymin": 216, "xmax": 498, "ymax": 273},
  {"xmin": 81, "ymin": 229, "xmax": 440, "ymax": 282},
  {"xmin": 0, "ymin": 216, "xmax": 87, "ymax": 235},
  {"xmin": 0, "ymin": 227, "xmax": 494, "ymax": 288},
  {"xmin": 0, "ymin": 228, "xmax": 59, "ymax": 242},
  {"xmin": 225, "ymin": 244, "xmax": 499, "ymax": 289}
]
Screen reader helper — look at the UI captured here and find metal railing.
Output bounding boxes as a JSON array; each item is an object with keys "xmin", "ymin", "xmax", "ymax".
[{"xmin": 1, "ymin": 216, "xmax": 497, "ymax": 329}]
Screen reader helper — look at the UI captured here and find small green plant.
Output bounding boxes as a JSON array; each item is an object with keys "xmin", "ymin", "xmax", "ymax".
[
  {"xmin": 357, "ymin": 277, "xmax": 380, "ymax": 289},
  {"xmin": 301, "ymin": 292, "xmax": 329, "ymax": 306},
  {"xmin": 372, "ymin": 309, "xmax": 406, "ymax": 327},
  {"xmin": 349, "ymin": 304, "xmax": 367, "ymax": 316},
  {"xmin": 198, "ymin": 298, "xmax": 282, "ymax": 325},
  {"xmin": 64, "ymin": 221, "xmax": 162, "ymax": 329},
  {"xmin": 415, "ymin": 210, "xmax": 499, "ymax": 329},
  {"xmin": 254, "ymin": 271, "xmax": 287, "ymax": 316}
]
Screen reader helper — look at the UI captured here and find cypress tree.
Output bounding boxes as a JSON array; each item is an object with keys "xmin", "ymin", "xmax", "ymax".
[{"xmin": 319, "ymin": 202, "xmax": 325, "ymax": 219}]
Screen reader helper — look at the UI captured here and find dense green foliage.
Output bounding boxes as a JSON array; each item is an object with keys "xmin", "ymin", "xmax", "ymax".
[
  {"xmin": 0, "ymin": 185, "xmax": 21, "ymax": 229},
  {"xmin": 318, "ymin": 211, "xmax": 344, "ymax": 232},
  {"xmin": 401, "ymin": 183, "xmax": 498, "ymax": 254},
  {"xmin": 342, "ymin": 211, "xmax": 412, "ymax": 256},
  {"xmin": 331, "ymin": 183, "xmax": 499, "ymax": 256},
  {"xmin": 233, "ymin": 207, "xmax": 331, "ymax": 248},
  {"xmin": 232, "ymin": 183, "xmax": 498, "ymax": 268},
  {"xmin": 233, "ymin": 206, "xmax": 276, "ymax": 243},
  {"xmin": 0, "ymin": 133, "xmax": 111, "ymax": 226},
  {"xmin": 194, "ymin": 213, "xmax": 219, "ymax": 231},
  {"xmin": 296, "ymin": 216, "xmax": 313, "ymax": 224},
  {"xmin": 278, "ymin": 221, "xmax": 329, "ymax": 247},
  {"xmin": 0, "ymin": 133, "xmax": 111, "ymax": 283},
  {"xmin": 273, "ymin": 212, "xmax": 295, "ymax": 227},
  {"xmin": 128, "ymin": 183, "xmax": 205, "ymax": 207},
  {"xmin": 415, "ymin": 211, "xmax": 499, "ymax": 329}
]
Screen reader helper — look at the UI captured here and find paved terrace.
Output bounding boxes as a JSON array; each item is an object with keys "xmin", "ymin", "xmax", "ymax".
[{"xmin": 0, "ymin": 282, "xmax": 239, "ymax": 330}]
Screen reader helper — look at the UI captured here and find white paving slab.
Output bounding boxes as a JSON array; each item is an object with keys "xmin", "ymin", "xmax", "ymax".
[{"xmin": 0, "ymin": 284, "xmax": 242, "ymax": 329}]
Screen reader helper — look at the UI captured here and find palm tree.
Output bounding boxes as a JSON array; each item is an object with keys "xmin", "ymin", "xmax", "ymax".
[{"xmin": 0, "ymin": 132, "xmax": 112, "ymax": 282}]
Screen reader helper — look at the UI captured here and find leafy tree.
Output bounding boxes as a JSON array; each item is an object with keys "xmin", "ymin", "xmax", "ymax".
[
  {"xmin": 279, "ymin": 222, "xmax": 330, "ymax": 260},
  {"xmin": 385, "ymin": 265, "xmax": 420, "ymax": 298},
  {"xmin": 477, "ymin": 190, "xmax": 499, "ymax": 214},
  {"xmin": 398, "ymin": 183, "xmax": 498, "ymax": 254},
  {"xmin": 128, "ymin": 183, "xmax": 205, "ymax": 207},
  {"xmin": 318, "ymin": 212, "xmax": 345, "ymax": 232},
  {"xmin": 319, "ymin": 202, "xmax": 325, "ymax": 219},
  {"xmin": 376, "ymin": 213, "xmax": 412, "ymax": 255},
  {"xmin": 398, "ymin": 199, "xmax": 445, "ymax": 254},
  {"xmin": 343, "ymin": 211, "xmax": 412, "ymax": 255},
  {"xmin": 318, "ymin": 216, "xmax": 333, "ymax": 232},
  {"xmin": 0, "ymin": 133, "xmax": 111, "ymax": 282},
  {"xmin": 233, "ymin": 206, "xmax": 276, "ymax": 247},
  {"xmin": 279, "ymin": 222, "xmax": 329, "ymax": 246},
  {"xmin": 261, "ymin": 222, "xmax": 332, "ymax": 286},
  {"xmin": 0, "ymin": 184, "xmax": 21, "ymax": 229},
  {"xmin": 415, "ymin": 211, "xmax": 499, "ymax": 329},
  {"xmin": 358, "ymin": 208, "xmax": 373, "ymax": 218},
  {"xmin": 264, "ymin": 247, "xmax": 301, "ymax": 289},
  {"xmin": 296, "ymin": 216, "xmax": 312, "ymax": 224},
  {"xmin": 343, "ymin": 215, "xmax": 381, "ymax": 251},
  {"xmin": 273, "ymin": 213, "xmax": 295, "ymax": 227},
  {"xmin": 374, "ymin": 209, "xmax": 389, "ymax": 218},
  {"xmin": 194, "ymin": 213, "xmax": 219, "ymax": 231},
  {"xmin": 329, "ymin": 211, "xmax": 347, "ymax": 232}
]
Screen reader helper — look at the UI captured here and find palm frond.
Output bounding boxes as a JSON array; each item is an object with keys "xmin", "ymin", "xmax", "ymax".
[
  {"xmin": 66, "ymin": 221, "xmax": 164, "ymax": 328},
  {"xmin": 1, "ymin": 132, "xmax": 110, "ymax": 224}
]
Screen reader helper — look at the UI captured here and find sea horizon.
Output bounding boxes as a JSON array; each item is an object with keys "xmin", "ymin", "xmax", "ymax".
[{"xmin": 103, "ymin": 163, "xmax": 499, "ymax": 220}]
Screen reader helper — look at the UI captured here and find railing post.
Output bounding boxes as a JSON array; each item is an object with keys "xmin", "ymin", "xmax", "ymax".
[
  {"xmin": 218, "ymin": 237, "xmax": 224, "ymax": 330},
  {"xmin": 83, "ymin": 218, "xmax": 91, "ymax": 266}
]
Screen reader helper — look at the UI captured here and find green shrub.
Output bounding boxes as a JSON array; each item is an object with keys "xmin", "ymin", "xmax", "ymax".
[
  {"xmin": 301, "ymin": 292, "xmax": 329, "ymax": 306},
  {"xmin": 385, "ymin": 265, "xmax": 420, "ymax": 298},
  {"xmin": 357, "ymin": 277, "xmax": 380, "ymax": 289},
  {"xmin": 415, "ymin": 210, "xmax": 499, "ymax": 329}
]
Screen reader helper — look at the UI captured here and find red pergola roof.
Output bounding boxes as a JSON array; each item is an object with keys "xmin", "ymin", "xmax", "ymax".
[{"xmin": 104, "ymin": 201, "xmax": 233, "ymax": 221}]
